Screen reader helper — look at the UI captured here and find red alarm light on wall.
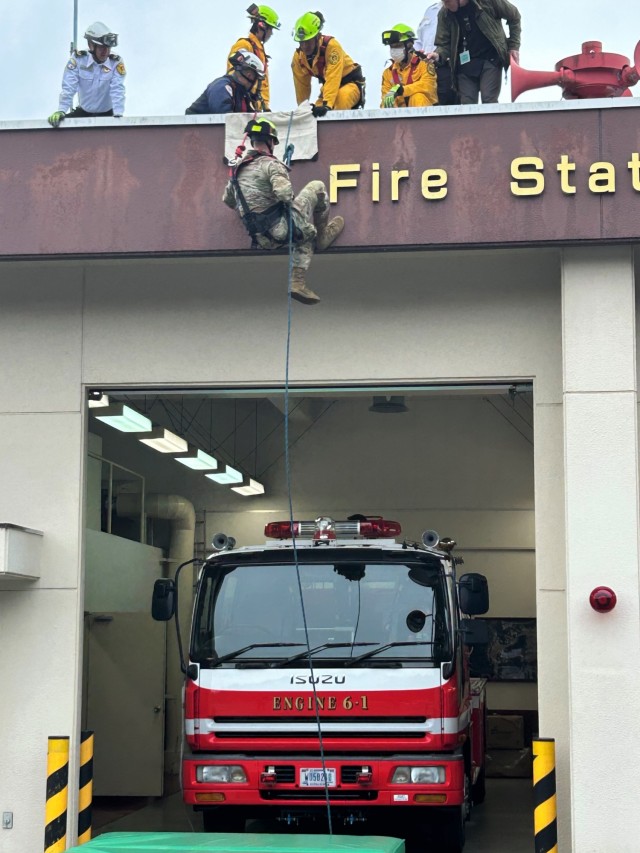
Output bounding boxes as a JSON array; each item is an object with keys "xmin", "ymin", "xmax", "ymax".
[{"xmin": 589, "ymin": 587, "xmax": 617, "ymax": 613}]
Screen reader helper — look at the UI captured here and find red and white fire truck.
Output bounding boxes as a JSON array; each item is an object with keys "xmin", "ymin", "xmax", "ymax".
[{"xmin": 152, "ymin": 516, "xmax": 490, "ymax": 852}]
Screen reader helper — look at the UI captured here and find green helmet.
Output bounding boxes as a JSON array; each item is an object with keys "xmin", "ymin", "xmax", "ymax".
[
  {"xmin": 245, "ymin": 118, "xmax": 279, "ymax": 144},
  {"xmin": 247, "ymin": 4, "xmax": 280, "ymax": 30},
  {"xmin": 381, "ymin": 23, "xmax": 416, "ymax": 45},
  {"xmin": 293, "ymin": 11, "xmax": 323, "ymax": 42}
]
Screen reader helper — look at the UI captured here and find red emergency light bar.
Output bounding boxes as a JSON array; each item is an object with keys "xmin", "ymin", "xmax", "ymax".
[{"xmin": 264, "ymin": 516, "xmax": 402, "ymax": 540}]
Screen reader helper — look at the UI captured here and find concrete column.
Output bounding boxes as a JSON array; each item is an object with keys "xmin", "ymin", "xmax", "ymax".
[
  {"xmin": 0, "ymin": 267, "xmax": 84, "ymax": 853},
  {"xmin": 562, "ymin": 247, "xmax": 640, "ymax": 851}
]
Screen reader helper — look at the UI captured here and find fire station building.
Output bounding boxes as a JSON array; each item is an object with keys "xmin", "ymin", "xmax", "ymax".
[{"xmin": 1, "ymin": 97, "xmax": 639, "ymax": 853}]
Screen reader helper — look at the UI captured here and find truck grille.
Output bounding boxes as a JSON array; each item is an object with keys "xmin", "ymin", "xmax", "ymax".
[{"xmin": 262, "ymin": 765, "xmax": 371, "ymax": 784}]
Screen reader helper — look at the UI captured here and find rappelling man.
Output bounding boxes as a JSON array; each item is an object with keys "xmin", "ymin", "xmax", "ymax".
[{"xmin": 223, "ymin": 119, "xmax": 345, "ymax": 305}]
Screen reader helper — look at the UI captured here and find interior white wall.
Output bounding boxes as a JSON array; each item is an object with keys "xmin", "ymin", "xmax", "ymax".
[{"xmin": 0, "ymin": 247, "xmax": 562, "ymax": 853}]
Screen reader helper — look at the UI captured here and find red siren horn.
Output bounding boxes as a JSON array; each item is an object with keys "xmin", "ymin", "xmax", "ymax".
[{"xmin": 510, "ymin": 57, "xmax": 569, "ymax": 102}]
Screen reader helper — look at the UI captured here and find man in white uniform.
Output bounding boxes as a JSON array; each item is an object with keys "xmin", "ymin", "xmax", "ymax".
[
  {"xmin": 48, "ymin": 22, "xmax": 126, "ymax": 127},
  {"xmin": 415, "ymin": 2, "xmax": 458, "ymax": 105}
]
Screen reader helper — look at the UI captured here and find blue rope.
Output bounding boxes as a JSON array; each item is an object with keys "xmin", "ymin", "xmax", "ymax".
[{"xmin": 282, "ymin": 111, "xmax": 333, "ymax": 835}]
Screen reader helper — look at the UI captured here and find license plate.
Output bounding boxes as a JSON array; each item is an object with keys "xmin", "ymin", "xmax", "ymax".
[{"xmin": 300, "ymin": 767, "xmax": 337, "ymax": 787}]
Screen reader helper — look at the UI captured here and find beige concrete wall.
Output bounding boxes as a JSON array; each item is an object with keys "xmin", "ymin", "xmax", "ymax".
[{"xmin": 0, "ymin": 247, "xmax": 564, "ymax": 851}]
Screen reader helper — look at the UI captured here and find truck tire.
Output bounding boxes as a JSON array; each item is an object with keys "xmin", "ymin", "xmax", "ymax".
[
  {"xmin": 202, "ymin": 808, "xmax": 246, "ymax": 833},
  {"xmin": 472, "ymin": 764, "xmax": 486, "ymax": 805}
]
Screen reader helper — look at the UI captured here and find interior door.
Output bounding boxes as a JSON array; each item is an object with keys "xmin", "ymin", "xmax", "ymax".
[{"xmin": 85, "ymin": 612, "xmax": 166, "ymax": 796}]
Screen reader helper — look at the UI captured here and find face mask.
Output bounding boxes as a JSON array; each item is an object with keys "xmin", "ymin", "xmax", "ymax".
[{"xmin": 390, "ymin": 47, "xmax": 406, "ymax": 62}]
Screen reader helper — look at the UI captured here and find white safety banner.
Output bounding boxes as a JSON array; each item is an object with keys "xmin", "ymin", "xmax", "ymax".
[{"xmin": 224, "ymin": 102, "xmax": 318, "ymax": 163}]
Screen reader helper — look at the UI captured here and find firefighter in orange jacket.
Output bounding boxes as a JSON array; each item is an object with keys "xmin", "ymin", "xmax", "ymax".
[
  {"xmin": 292, "ymin": 11, "xmax": 365, "ymax": 116},
  {"xmin": 228, "ymin": 5, "xmax": 280, "ymax": 111},
  {"xmin": 381, "ymin": 23, "xmax": 437, "ymax": 108}
]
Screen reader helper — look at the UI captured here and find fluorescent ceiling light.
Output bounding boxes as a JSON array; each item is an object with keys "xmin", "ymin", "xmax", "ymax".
[
  {"xmin": 231, "ymin": 478, "xmax": 265, "ymax": 497},
  {"xmin": 139, "ymin": 427, "xmax": 188, "ymax": 454},
  {"xmin": 175, "ymin": 448, "xmax": 219, "ymax": 471},
  {"xmin": 88, "ymin": 393, "xmax": 110, "ymax": 408},
  {"xmin": 94, "ymin": 404, "xmax": 152, "ymax": 433},
  {"xmin": 206, "ymin": 465, "xmax": 243, "ymax": 485}
]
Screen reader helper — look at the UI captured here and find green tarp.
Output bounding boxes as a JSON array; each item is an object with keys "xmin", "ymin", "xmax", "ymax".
[{"xmin": 67, "ymin": 833, "xmax": 405, "ymax": 853}]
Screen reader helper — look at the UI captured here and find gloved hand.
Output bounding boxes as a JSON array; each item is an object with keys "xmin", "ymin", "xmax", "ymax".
[
  {"xmin": 383, "ymin": 85, "xmax": 403, "ymax": 108},
  {"xmin": 311, "ymin": 103, "xmax": 330, "ymax": 118},
  {"xmin": 48, "ymin": 110, "xmax": 66, "ymax": 128}
]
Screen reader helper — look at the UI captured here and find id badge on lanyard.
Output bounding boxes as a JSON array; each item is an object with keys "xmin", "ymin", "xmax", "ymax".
[{"xmin": 459, "ymin": 37, "xmax": 471, "ymax": 65}]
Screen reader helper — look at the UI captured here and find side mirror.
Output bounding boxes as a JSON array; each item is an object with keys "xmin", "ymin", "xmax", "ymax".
[
  {"xmin": 458, "ymin": 573, "xmax": 489, "ymax": 615},
  {"xmin": 152, "ymin": 578, "xmax": 176, "ymax": 621},
  {"xmin": 460, "ymin": 618, "xmax": 489, "ymax": 646}
]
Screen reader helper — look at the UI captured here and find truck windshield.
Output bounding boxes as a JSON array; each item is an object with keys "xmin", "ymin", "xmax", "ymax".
[{"xmin": 191, "ymin": 558, "xmax": 450, "ymax": 666}]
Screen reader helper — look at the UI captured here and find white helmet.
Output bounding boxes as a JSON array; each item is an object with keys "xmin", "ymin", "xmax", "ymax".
[
  {"xmin": 230, "ymin": 49, "xmax": 265, "ymax": 78},
  {"xmin": 84, "ymin": 21, "xmax": 118, "ymax": 48}
]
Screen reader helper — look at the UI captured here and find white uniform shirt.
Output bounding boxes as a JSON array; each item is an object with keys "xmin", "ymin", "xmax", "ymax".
[
  {"xmin": 414, "ymin": 2, "xmax": 442, "ymax": 54},
  {"xmin": 58, "ymin": 50, "xmax": 126, "ymax": 115}
]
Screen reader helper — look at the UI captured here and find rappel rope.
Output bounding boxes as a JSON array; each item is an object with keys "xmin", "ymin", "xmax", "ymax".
[{"xmin": 282, "ymin": 109, "xmax": 334, "ymax": 835}]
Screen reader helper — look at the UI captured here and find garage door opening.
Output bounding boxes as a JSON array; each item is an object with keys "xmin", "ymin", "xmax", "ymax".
[{"xmin": 83, "ymin": 382, "xmax": 536, "ymax": 849}]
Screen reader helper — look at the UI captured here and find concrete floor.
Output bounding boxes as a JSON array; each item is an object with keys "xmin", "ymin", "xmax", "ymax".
[{"xmin": 93, "ymin": 779, "xmax": 534, "ymax": 852}]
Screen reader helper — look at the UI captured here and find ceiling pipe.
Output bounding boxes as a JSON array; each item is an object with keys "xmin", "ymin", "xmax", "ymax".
[{"xmin": 117, "ymin": 492, "xmax": 196, "ymax": 780}]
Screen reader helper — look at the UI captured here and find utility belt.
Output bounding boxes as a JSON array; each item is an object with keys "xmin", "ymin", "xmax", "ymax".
[
  {"xmin": 342, "ymin": 64, "xmax": 366, "ymax": 108},
  {"xmin": 240, "ymin": 201, "xmax": 305, "ymax": 247}
]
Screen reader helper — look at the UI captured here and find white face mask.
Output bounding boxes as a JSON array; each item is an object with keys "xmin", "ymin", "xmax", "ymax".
[{"xmin": 390, "ymin": 46, "xmax": 406, "ymax": 62}]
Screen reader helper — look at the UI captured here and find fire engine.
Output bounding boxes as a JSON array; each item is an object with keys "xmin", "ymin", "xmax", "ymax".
[{"xmin": 152, "ymin": 516, "xmax": 490, "ymax": 852}]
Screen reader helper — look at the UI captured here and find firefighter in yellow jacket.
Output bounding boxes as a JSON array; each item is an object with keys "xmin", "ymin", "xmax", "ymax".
[
  {"xmin": 292, "ymin": 11, "xmax": 365, "ymax": 116},
  {"xmin": 228, "ymin": 5, "xmax": 280, "ymax": 111},
  {"xmin": 381, "ymin": 23, "xmax": 437, "ymax": 108}
]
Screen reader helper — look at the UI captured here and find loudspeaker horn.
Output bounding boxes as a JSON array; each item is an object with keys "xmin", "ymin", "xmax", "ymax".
[
  {"xmin": 212, "ymin": 533, "xmax": 236, "ymax": 551},
  {"xmin": 510, "ymin": 59, "xmax": 566, "ymax": 102},
  {"xmin": 422, "ymin": 529, "xmax": 440, "ymax": 549}
]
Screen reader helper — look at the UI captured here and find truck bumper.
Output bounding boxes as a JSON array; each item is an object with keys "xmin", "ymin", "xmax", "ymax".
[{"xmin": 184, "ymin": 753, "xmax": 466, "ymax": 809}]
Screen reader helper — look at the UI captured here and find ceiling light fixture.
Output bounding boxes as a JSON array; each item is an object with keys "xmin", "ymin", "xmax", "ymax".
[
  {"xmin": 231, "ymin": 478, "xmax": 265, "ymax": 497},
  {"xmin": 175, "ymin": 448, "xmax": 219, "ymax": 471},
  {"xmin": 369, "ymin": 395, "xmax": 408, "ymax": 414},
  {"xmin": 206, "ymin": 465, "xmax": 243, "ymax": 485},
  {"xmin": 88, "ymin": 392, "xmax": 110, "ymax": 408},
  {"xmin": 94, "ymin": 404, "xmax": 153, "ymax": 433},
  {"xmin": 139, "ymin": 427, "xmax": 188, "ymax": 454}
]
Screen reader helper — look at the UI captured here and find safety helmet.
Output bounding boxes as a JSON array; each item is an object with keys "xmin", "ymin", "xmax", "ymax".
[
  {"xmin": 245, "ymin": 118, "xmax": 279, "ymax": 144},
  {"xmin": 247, "ymin": 4, "xmax": 281, "ymax": 30},
  {"xmin": 84, "ymin": 21, "xmax": 118, "ymax": 48},
  {"xmin": 230, "ymin": 49, "xmax": 266, "ymax": 78},
  {"xmin": 381, "ymin": 23, "xmax": 416, "ymax": 45},
  {"xmin": 292, "ymin": 11, "xmax": 324, "ymax": 42}
]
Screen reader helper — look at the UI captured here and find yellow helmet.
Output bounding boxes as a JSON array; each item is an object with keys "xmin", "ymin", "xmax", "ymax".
[
  {"xmin": 293, "ymin": 11, "xmax": 324, "ymax": 42},
  {"xmin": 247, "ymin": 4, "xmax": 280, "ymax": 30},
  {"xmin": 381, "ymin": 23, "xmax": 416, "ymax": 45}
]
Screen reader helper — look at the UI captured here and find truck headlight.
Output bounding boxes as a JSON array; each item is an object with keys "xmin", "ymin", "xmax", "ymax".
[
  {"xmin": 196, "ymin": 765, "xmax": 247, "ymax": 783},
  {"xmin": 411, "ymin": 767, "xmax": 445, "ymax": 784},
  {"xmin": 391, "ymin": 766, "xmax": 445, "ymax": 784}
]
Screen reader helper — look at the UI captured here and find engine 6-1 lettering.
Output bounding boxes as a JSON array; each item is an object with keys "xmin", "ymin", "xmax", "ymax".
[{"xmin": 273, "ymin": 695, "xmax": 369, "ymax": 711}]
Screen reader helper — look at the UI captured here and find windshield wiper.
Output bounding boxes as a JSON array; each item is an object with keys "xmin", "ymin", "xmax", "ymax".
[
  {"xmin": 209, "ymin": 643, "xmax": 304, "ymax": 665},
  {"xmin": 272, "ymin": 642, "xmax": 377, "ymax": 667},
  {"xmin": 344, "ymin": 641, "xmax": 433, "ymax": 667}
]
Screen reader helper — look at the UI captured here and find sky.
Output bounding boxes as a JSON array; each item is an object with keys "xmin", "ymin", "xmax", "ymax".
[{"xmin": 2, "ymin": 0, "xmax": 638, "ymax": 121}]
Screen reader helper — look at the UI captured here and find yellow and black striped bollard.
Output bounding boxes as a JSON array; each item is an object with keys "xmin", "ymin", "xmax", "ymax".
[
  {"xmin": 44, "ymin": 736, "xmax": 69, "ymax": 853},
  {"xmin": 533, "ymin": 737, "xmax": 558, "ymax": 853},
  {"xmin": 77, "ymin": 731, "xmax": 95, "ymax": 845}
]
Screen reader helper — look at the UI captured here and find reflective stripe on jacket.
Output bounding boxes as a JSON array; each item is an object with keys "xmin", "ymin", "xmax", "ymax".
[{"xmin": 291, "ymin": 37, "xmax": 359, "ymax": 108}]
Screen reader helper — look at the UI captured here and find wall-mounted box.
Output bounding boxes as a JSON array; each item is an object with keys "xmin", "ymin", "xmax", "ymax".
[{"xmin": 0, "ymin": 524, "xmax": 43, "ymax": 581}]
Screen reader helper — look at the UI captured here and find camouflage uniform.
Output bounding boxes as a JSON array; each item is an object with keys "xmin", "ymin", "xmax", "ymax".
[{"xmin": 223, "ymin": 150, "xmax": 331, "ymax": 271}]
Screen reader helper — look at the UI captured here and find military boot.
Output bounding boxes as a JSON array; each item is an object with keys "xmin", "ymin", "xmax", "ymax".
[
  {"xmin": 290, "ymin": 267, "xmax": 320, "ymax": 305},
  {"xmin": 316, "ymin": 216, "xmax": 345, "ymax": 252}
]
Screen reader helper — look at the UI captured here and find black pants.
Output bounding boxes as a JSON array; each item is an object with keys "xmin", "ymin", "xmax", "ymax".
[
  {"xmin": 67, "ymin": 107, "xmax": 114, "ymax": 118},
  {"xmin": 436, "ymin": 64, "xmax": 459, "ymax": 106}
]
